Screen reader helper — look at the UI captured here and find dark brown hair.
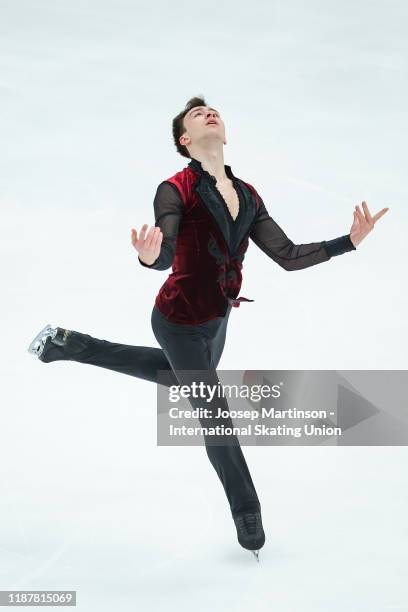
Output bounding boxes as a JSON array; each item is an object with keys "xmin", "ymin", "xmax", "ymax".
[{"xmin": 172, "ymin": 95, "xmax": 208, "ymax": 159}]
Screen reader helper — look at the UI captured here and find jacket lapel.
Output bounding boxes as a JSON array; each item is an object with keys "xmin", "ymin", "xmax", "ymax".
[
  {"xmin": 194, "ymin": 177, "xmax": 233, "ymax": 252},
  {"xmin": 232, "ymin": 180, "xmax": 257, "ymax": 255}
]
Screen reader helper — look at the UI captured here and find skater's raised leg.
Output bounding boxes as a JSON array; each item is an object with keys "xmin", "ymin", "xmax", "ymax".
[{"xmin": 27, "ymin": 323, "xmax": 179, "ymax": 385}]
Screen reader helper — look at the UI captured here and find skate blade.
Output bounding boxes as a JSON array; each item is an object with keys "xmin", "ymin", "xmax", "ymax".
[
  {"xmin": 27, "ymin": 323, "xmax": 57, "ymax": 355},
  {"xmin": 251, "ymin": 550, "xmax": 260, "ymax": 562}
]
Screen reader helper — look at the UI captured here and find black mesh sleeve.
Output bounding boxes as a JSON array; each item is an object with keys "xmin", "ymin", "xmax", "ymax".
[
  {"xmin": 249, "ymin": 194, "xmax": 356, "ymax": 271},
  {"xmin": 138, "ymin": 181, "xmax": 184, "ymax": 271}
]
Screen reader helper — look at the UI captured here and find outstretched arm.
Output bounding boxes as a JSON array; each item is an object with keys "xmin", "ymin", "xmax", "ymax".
[
  {"xmin": 249, "ymin": 193, "xmax": 389, "ymax": 271},
  {"xmin": 131, "ymin": 181, "xmax": 183, "ymax": 271},
  {"xmin": 249, "ymin": 194, "xmax": 354, "ymax": 271}
]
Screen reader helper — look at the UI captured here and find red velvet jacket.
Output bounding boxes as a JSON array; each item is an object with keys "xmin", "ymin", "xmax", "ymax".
[{"xmin": 139, "ymin": 157, "xmax": 356, "ymax": 324}]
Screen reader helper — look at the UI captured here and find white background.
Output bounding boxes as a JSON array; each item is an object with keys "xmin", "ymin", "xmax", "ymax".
[{"xmin": 1, "ymin": 0, "xmax": 407, "ymax": 610}]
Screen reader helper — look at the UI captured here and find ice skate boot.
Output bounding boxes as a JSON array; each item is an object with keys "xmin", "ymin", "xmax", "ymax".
[
  {"xmin": 233, "ymin": 510, "xmax": 265, "ymax": 562},
  {"xmin": 27, "ymin": 324, "xmax": 91, "ymax": 363}
]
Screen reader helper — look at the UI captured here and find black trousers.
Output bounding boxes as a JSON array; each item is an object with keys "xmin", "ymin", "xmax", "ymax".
[{"xmin": 63, "ymin": 304, "xmax": 261, "ymax": 517}]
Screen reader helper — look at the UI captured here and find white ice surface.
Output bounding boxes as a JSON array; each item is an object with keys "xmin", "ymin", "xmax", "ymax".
[{"xmin": 1, "ymin": 0, "xmax": 407, "ymax": 609}]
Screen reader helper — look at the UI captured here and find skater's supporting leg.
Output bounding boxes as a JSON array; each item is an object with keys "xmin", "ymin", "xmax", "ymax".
[{"xmin": 150, "ymin": 305, "xmax": 261, "ymax": 518}]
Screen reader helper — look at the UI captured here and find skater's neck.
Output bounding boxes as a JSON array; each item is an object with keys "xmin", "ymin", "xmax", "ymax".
[{"xmin": 189, "ymin": 147, "xmax": 228, "ymax": 183}]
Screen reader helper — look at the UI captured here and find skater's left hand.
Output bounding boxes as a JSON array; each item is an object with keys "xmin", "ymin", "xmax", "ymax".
[{"xmin": 349, "ymin": 201, "xmax": 389, "ymax": 248}]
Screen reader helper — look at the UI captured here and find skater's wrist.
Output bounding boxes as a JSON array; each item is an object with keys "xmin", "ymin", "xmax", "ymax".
[{"xmin": 138, "ymin": 254, "xmax": 158, "ymax": 268}]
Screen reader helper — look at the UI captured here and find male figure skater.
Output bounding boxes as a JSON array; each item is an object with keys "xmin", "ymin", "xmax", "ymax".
[{"xmin": 28, "ymin": 95, "xmax": 389, "ymax": 561}]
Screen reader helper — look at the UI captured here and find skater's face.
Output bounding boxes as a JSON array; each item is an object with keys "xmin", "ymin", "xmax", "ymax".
[{"xmin": 180, "ymin": 106, "xmax": 227, "ymax": 153}]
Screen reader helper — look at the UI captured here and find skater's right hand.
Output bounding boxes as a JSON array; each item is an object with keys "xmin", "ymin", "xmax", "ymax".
[{"xmin": 131, "ymin": 224, "xmax": 163, "ymax": 266}]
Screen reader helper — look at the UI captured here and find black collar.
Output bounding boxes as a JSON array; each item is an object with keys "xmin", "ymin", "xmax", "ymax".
[{"xmin": 188, "ymin": 157, "xmax": 235, "ymax": 183}]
